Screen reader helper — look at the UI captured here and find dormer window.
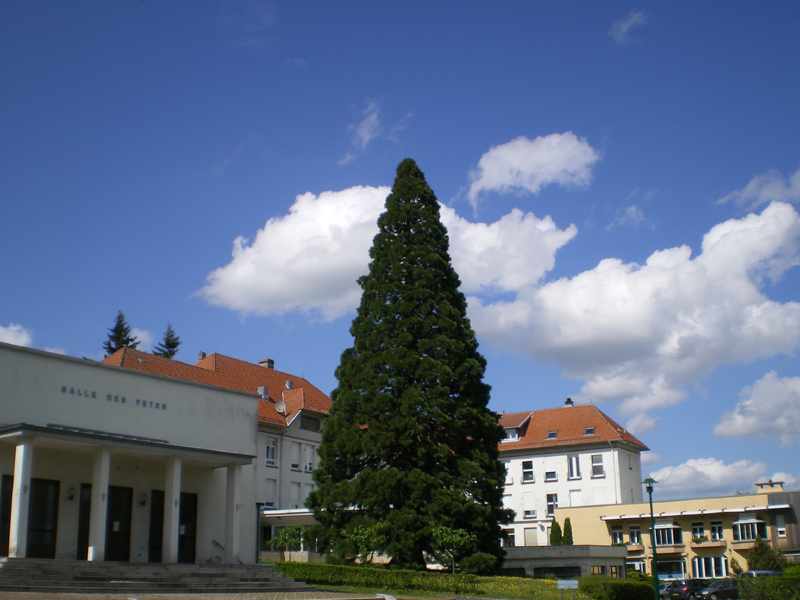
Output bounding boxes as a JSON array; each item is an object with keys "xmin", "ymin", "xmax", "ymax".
[
  {"xmin": 503, "ymin": 428, "xmax": 519, "ymax": 442},
  {"xmin": 583, "ymin": 427, "xmax": 596, "ymax": 436},
  {"xmin": 546, "ymin": 430, "xmax": 558, "ymax": 440}
]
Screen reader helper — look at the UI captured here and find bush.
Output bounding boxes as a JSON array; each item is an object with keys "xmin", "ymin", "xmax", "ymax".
[
  {"xmin": 739, "ymin": 576, "xmax": 800, "ymax": 600},
  {"xmin": 579, "ymin": 575, "xmax": 652, "ymax": 600},
  {"xmin": 459, "ymin": 552, "xmax": 497, "ymax": 575},
  {"xmin": 784, "ymin": 565, "xmax": 800, "ymax": 578},
  {"xmin": 272, "ymin": 562, "xmax": 483, "ymax": 595}
]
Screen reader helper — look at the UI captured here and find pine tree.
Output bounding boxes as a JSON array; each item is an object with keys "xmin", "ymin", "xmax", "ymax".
[
  {"xmin": 153, "ymin": 322, "xmax": 181, "ymax": 359},
  {"xmin": 550, "ymin": 520, "xmax": 563, "ymax": 546},
  {"xmin": 102, "ymin": 311, "xmax": 139, "ymax": 357},
  {"xmin": 562, "ymin": 517, "xmax": 573, "ymax": 545},
  {"xmin": 747, "ymin": 536, "xmax": 788, "ymax": 571},
  {"xmin": 308, "ymin": 159, "xmax": 511, "ymax": 569}
]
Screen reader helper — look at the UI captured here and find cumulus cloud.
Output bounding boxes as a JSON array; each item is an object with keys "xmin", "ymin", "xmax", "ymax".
[
  {"xmin": 714, "ymin": 371, "xmax": 800, "ymax": 446},
  {"xmin": 771, "ymin": 472, "xmax": 800, "ymax": 491},
  {"xmin": 648, "ymin": 457, "xmax": 767, "ymax": 499},
  {"xmin": 609, "ymin": 10, "xmax": 648, "ymax": 45},
  {"xmin": 466, "ymin": 133, "xmax": 600, "ymax": 209},
  {"xmin": 717, "ymin": 166, "xmax": 800, "ymax": 209},
  {"xmin": 469, "ymin": 202, "xmax": 800, "ymax": 419},
  {"xmin": 200, "ymin": 186, "xmax": 576, "ymax": 320},
  {"xmin": 131, "ymin": 329, "xmax": 154, "ymax": 353},
  {"xmin": 0, "ymin": 323, "xmax": 33, "ymax": 347}
]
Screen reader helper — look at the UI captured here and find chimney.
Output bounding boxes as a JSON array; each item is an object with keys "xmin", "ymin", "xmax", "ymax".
[
  {"xmin": 259, "ymin": 357, "xmax": 275, "ymax": 369},
  {"xmin": 565, "ymin": 398, "xmax": 574, "ymax": 406},
  {"xmin": 198, "ymin": 351, "xmax": 206, "ymax": 361},
  {"xmin": 755, "ymin": 479, "xmax": 784, "ymax": 494}
]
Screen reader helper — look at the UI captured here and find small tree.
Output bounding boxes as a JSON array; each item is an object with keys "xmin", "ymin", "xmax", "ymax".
[
  {"xmin": 270, "ymin": 524, "xmax": 307, "ymax": 562},
  {"xmin": 340, "ymin": 521, "xmax": 388, "ymax": 564},
  {"xmin": 153, "ymin": 322, "xmax": 181, "ymax": 359},
  {"xmin": 550, "ymin": 520, "xmax": 563, "ymax": 546},
  {"xmin": 562, "ymin": 517, "xmax": 574, "ymax": 545},
  {"xmin": 747, "ymin": 535, "xmax": 788, "ymax": 571},
  {"xmin": 730, "ymin": 557, "xmax": 744, "ymax": 577},
  {"xmin": 103, "ymin": 311, "xmax": 139, "ymax": 356},
  {"xmin": 430, "ymin": 526, "xmax": 476, "ymax": 574}
]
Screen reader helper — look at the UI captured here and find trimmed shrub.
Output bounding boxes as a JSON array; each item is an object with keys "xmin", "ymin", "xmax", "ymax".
[
  {"xmin": 459, "ymin": 552, "xmax": 497, "ymax": 575},
  {"xmin": 578, "ymin": 575, "xmax": 652, "ymax": 600},
  {"xmin": 739, "ymin": 577, "xmax": 800, "ymax": 600}
]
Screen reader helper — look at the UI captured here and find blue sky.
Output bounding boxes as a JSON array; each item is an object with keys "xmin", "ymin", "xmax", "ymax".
[{"xmin": 2, "ymin": 1, "xmax": 799, "ymax": 500}]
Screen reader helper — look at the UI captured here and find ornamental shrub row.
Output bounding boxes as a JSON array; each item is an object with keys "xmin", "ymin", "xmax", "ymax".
[
  {"xmin": 739, "ymin": 577, "xmax": 800, "ymax": 600},
  {"xmin": 578, "ymin": 575, "xmax": 654, "ymax": 600},
  {"xmin": 272, "ymin": 562, "xmax": 483, "ymax": 595}
]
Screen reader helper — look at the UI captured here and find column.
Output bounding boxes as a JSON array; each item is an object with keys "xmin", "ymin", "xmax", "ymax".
[
  {"xmin": 162, "ymin": 456, "xmax": 182, "ymax": 564},
  {"xmin": 8, "ymin": 438, "xmax": 33, "ymax": 558},
  {"xmin": 88, "ymin": 447, "xmax": 110, "ymax": 561},
  {"xmin": 224, "ymin": 462, "xmax": 242, "ymax": 564}
]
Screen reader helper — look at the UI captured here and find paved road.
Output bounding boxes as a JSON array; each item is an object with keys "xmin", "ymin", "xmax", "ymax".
[{"xmin": 0, "ymin": 593, "xmax": 378, "ymax": 600}]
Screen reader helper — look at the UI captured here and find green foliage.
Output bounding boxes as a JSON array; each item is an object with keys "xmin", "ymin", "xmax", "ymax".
[
  {"xmin": 102, "ymin": 311, "xmax": 139, "ymax": 356},
  {"xmin": 747, "ymin": 536, "xmax": 789, "ymax": 571},
  {"xmin": 625, "ymin": 569, "xmax": 652, "ymax": 583},
  {"xmin": 579, "ymin": 576, "xmax": 652, "ymax": 600},
  {"xmin": 785, "ymin": 565, "xmax": 800, "ymax": 578},
  {"xmin": 563, "ymin": 517, "xmax": 574, "ymax": 545},
  {"xmin": 340, "ymin": 520, "xmax": 388, "ymax": 564},
  {"xmin": 738, "ymin": 577, "xmax": 800, "ymax": 600},
  {"xmin": 430, "ymin": 526, "xmax": 476, "ymax": 573},
  {"xmin": 269, "ymin": 524, "xmax": 307, "ymax": 558},
  {"xmin": 271, "ymin": 562, "xmax": 482, "ymax": 595},
  {"xmin": 459, "ymin": 552, "xmax": 496, "ymax": 575},
  {"xmin": 550, "ymin": 520, "xmax": 563, "ymax": 546},
  {"xmin": 731, "ymin": 556, "xmax": 744, "ymax": 576},
  {"xmin": 308, "ymin": 159, "xmax": 512, "ymax": 569},
  {"xmin": 153, "ymin": 322, "xmax": 181, "ymax": 359}
]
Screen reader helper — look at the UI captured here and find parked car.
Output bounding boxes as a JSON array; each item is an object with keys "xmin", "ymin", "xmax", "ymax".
[
  {"xmin": 669, "ymin": 579, "xmax": 710, "ymax": 599},
  {"xmin": 697, "ymin": 578, "xmax": 739, "ymax": 600},
  {"xmin": 741, "ymin": 570, "xmax": 782, "ymax": 577},
  {"xmin": 660, "ymin": 582, "xmax": 675, "ymax": 599}
]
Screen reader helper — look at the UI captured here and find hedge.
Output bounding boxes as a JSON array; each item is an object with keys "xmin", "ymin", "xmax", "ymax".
[
  {"xmin": 739, "ymin": 577, "xmax": 800, "ymax": 600},
  {"xmin": 578, "ymin": 575, "xmax": 653, "ymax": 600},
  {"xmin": 272, "ymin": 562, "xmax": 483, "ymax": 595}
]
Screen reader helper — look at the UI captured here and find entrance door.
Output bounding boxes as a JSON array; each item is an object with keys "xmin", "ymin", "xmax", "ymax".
[
  {"xmin": 105, "ymin": 486, "xmax": 133, "ymax": 561},
  {"xmin": 0, "ymin": 475, "xmax": 12, "ymax": 556},
  {"xmin": 76, "ymin": 483, "xmax": 92, "ymax": 560},
  {"xmin": 178, "ymin": 493, "xmax": 197, "ymax": 564},
  {"xmin": 148, "ymin": 489, "xmax": 164, "ymax": 562},
  {"xmin": 27, "ymin": 478, "xmax": 60, "ymax": 558}
]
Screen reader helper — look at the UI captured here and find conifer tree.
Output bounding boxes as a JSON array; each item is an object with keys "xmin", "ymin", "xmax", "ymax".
[
  {"xmin": 747, "ymin": 536, "xmax": 788, "ymax": 571},
  {"xmin": 562, "ymin": 517, "xmax": 573, "ymax": 545},
  {"xmin": 550, "ymin": 520, "xmax": 563, "ymax": 546},
  {"xmin": 308, "ymin": 159, "xmax": 511, "ymax": 569},
  {"xmin": 102, "ymin": 311, "xmax": 139, "ymax": 357},
  {"xmin": 153, "ymin": 322, "xmax": 181, "ymax": 359}
]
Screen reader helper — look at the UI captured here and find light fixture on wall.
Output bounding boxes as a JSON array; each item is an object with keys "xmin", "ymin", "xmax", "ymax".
[
  {"xmin": 139, "ymin": 493, "xmax": 148, "ymax": 506},
  {"xmin": 67, "ymin": 487, "xmax": 76, "ymax": 501}
]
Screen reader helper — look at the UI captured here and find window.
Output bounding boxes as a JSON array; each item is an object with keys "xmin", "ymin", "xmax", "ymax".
[
  {"xmin": 523, "ymin": 493, "xmax": 536, "ymax": 518},
  {"xmin": 583, "ymin": 426, "xmax": 595, "ymax": 436},
  {"xmin": 692, "ymin": 556, "xmax": 728, "ymax": 578},
  {"xmin": 522, "ymin": 460, "xmax": 534, "ymax": 483},
  {"xmin": 569, "ymin": 489, "xmax": 582, "ymax": 507},
  {"xmin": 593, "ymin": 487, "xmax": 606, "ymax": 504},
  {"xmin": 546, "ymin": 493, "xmax": 558, "ymax": 517},
  {"xmin": 545, "ymin": 470, "xmax": 557, "ymax": 482},
  {"xmin": 710, "ymin": 521, "xmax": 723, "ymax": 541},
  {"xmin": 503, "ymin": 462, "xmax": 513, "ymax": 485},
  {"xmin": 732, "ymin": 517, "xmax": 767, "ymax": 542},
  {"xmin": 611, "ymin": 527, "xmax": 624, "ymax": 544},
  {"xmin": 264, "ymin": 478, "xmax": 277, "ymax": 507},
  {"xmin": 654, "ymin": 523, "xmax": 682, "ymax": 546},
  {"xmin": 503, "ymin": 428, "xmax": 519, "ymax": 442},
  {"xmin": 302, "ymin": 444, "xmax": 315, "ymax": 472},
  {"xmin": 503, "ymin": 529, "xmax": 515, "ymax": 547},
  {"xmin": 544, "ymin": 457, "xmax": 556, "ymax": 482},
  {"xmin": 776, "ymin": 514, "xmax": 787, "ymax": 538},
  {"xmin": 591, "ymin": 454, "xmax": 604, "ymax": 477},
  {"xmin": 289, "ymin": 482, "xmax": 301, "ymax": 509},
  {"xmin": 546, "ymin": 430, "xmax": 558, "ymax": 440},
  {"xmin": 609, "ymin": 565, "xmax": 622, "ymax": 578},
  {"xmin": 303, "ymin": 483, "xmax": 314, "ymax": 504},
  {"xmin": 629, "ymin": 527, "xmax": 641, "ymax": 545},
  {"xmin": 289, "ymin": 442, "xmax": 301, "ymax": 471},
  {"xmin": 692, "ymin": 522, "xmax": 705, "ymax": 539},
  {"xmin": 300, "ymin": 415, "xmax": 319, "ymax": 432},
  {"xmin": 265, "ymin": 438, "xmax": 278, "ymax": 467},
  {"xmin": 568, "ymin": 455, "xmax": 581, "ymax": 479},
  {"xmin": 591, "ymin": 566, "xmax": 606, "ymax": 575},
  {"xmin": 628, "ymin": 559, "xmax": 646, "ymax": 573}
]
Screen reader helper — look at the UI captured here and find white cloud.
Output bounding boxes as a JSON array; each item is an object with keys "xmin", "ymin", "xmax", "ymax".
[
  {"xmin": 771, "ymin": 472, "xmax": 800, "ymax": 491},
  {"xmin": 717, "ymin": 166, "xmax": 800, "ymax": 209},
  {"xmin": 339, "ymin": 101, "xmax": 383, "ymax": 165},
  {"xmin": 609, "ymin": 10, "xmax": 648, "ymax": 45},
  {"xmin": 466, "ymin": 133, "xmax": 600, "ymax": 209},
  {"xmin": 641, "ymin": 452, "xmax": 668, "ymax": 466},
  {"xmin": 714, "ymin": 371, "xmax": 800, "ymax": 446},
  {"xmin": 200, "ymin": 186, "xmax": 576, "ymax": 320},
  {"xmin": 648, "ymin": 457, "xmax": 767, "ymax": 499},
  {"xmin": 624, "ymin": 412, "xmax": 658, "ymax": 435},
  {"xmin": 469, "ymin": 201, "xmax": 800, "ymax": 420},
  {"xmin": 606, "ymin": 205, "xmax": 654, "ymax": 231},
  {"xmin": 0, "ymin": 323, "xmax": 33, "ymax": 347},
  {"xmin": 131, "ymin": 329, "xmax": 154, "ymax": 352}
]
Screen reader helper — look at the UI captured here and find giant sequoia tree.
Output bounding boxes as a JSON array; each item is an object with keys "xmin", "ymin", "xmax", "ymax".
[{"xmin": 308, "ymin": 159, "xmax": 511, "ymax": 569}]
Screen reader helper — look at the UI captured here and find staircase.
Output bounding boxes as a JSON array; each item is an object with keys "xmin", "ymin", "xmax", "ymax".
[{"xmin": 0, "ymin": 557, "xmax": 314, "ymax": 594}]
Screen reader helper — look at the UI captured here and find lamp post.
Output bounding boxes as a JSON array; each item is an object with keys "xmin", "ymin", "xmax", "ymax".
[{"xmin": 644, "ymin": 477, "xmax": 659, "ymax": 600}]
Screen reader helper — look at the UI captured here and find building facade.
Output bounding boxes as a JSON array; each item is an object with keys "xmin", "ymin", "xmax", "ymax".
[
  {"xmin": 498, "ymin": 404, "xmax": 648, "ymax": 547},
  {"xmin": 555, "ymin": 482, "xmax": 800, "ymax": 579}
]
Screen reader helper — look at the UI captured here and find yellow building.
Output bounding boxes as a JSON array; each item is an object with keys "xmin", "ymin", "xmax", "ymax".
[{"xmin": 556, "ymin": 481, "xmax": 798, "ymax": 580}]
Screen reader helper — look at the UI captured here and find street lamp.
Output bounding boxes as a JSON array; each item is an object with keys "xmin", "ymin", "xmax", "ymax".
[{"xmin": 644, "ymin": 477, "xmax": 659, "ymax": 600}]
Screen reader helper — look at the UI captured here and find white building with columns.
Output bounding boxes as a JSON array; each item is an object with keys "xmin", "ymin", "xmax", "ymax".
[{"xmin": 0, "ymin": 341, "xmax": 330, "ymax": 565}]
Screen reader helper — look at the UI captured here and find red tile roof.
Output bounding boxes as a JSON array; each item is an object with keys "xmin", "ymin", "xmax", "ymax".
[
  {"xmin": 102, "ymin": 348, "xmax": 331, "ymax": 427},
  {"xmin": 498, "ymin": 404, "xmax": 648, "ymax": 452}
]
